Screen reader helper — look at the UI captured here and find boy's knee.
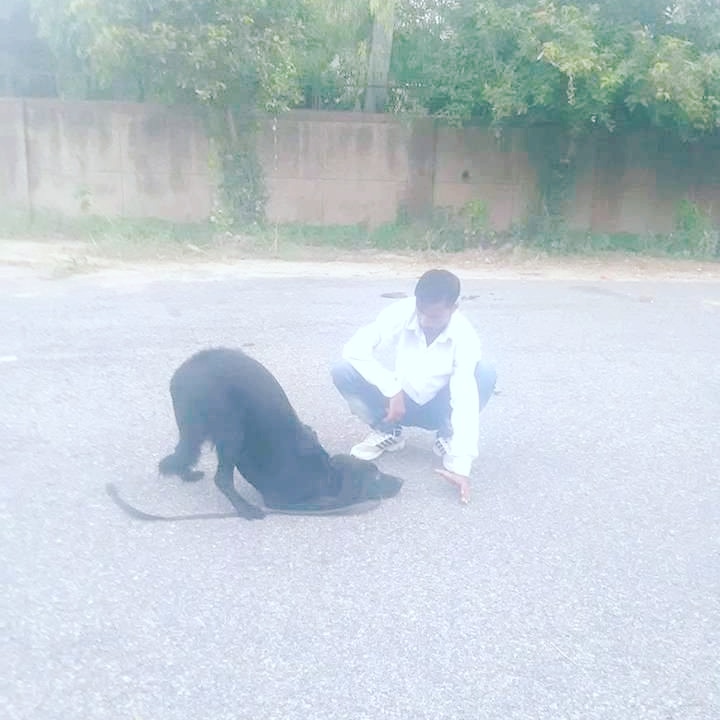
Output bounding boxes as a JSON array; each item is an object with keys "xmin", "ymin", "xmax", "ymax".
[
  {"xmin": 330, "ymin": 361, "xmax": 379, "ymax": 426},
  {"xmin": 475, "ymin": 361, "xmax": 497, "ymax": 386},
  {"xmin": 475, "ymin": 361, "xmax": 497, "ymax": 409},
  {"xmin": 330, "ymin": 359, "xmax": 357, "ymax": 391}
]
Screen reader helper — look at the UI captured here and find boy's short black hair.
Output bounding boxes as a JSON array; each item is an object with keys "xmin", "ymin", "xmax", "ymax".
[{"xmin": 414, "ymin": 269, "xmax": 461, "ymax": 306}]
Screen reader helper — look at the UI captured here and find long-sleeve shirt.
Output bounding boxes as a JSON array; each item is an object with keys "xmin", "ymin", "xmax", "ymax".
[{"xmin": 341, "ymin": 296, "xmax": 483, "ymax": 477}]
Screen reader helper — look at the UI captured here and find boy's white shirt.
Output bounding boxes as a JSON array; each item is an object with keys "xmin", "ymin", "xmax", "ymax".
[{"xmin": 341, "ymin": 296, "xmax": 483, "ymax": 477}]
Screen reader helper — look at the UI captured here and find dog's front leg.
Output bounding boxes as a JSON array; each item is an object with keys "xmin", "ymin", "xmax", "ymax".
[{"xmin": 214, "ymin": 459, "xmax": 266, "ymax": 520}]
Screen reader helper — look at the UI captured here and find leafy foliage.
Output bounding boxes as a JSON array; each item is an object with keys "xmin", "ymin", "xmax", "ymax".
[
  {"xmin": 295, "ymin": 0, "xmax": 373, "ymax": 110},
  {"xmin": 25, "ymin": 0, "xmax": 720, "ymax": 137},
  {"xmin": 391, "ymin": 0, "xmax": 720, "ymax": 136},
  {"xmin": 30, "ymin": 0, "xmax": 310, "ymax": 111}
]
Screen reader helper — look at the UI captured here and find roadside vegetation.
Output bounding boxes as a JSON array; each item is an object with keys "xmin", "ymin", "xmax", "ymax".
[{"xmin": 2, "ymin": 0, "xmax": 719, "ymax": 262}]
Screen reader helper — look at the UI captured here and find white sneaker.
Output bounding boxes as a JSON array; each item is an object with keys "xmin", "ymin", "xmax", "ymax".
[
  {"xmin": 433, "ymin": 435, "xmax": 451, "ymax": 458},
  {"xmin": 350, "ymin": 429, "xmax": 405, "ymax": 461}
]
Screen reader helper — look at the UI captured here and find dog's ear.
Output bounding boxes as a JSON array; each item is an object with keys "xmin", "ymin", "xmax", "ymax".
[{"xmin": 296, "ymin": 423, "xmax": 322, "ymax": 454}]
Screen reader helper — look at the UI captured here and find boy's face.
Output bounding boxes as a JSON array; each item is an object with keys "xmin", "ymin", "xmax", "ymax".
[{"xmin": 416, "ymin": 300, "xmax": 457, "ymax": 335}]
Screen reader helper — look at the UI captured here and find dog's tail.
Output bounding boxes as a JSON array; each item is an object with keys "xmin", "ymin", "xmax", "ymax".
[
  {"xmin": 106, "ymin": 483, "xmax": 382, "ymax": 522},
  {"xmin": 106, "ymin": 483, "xmax": 239, "ymax": 521}
]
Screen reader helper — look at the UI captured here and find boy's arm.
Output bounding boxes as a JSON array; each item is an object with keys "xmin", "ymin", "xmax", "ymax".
[
  {"xmin": 341, "ymin": 302, "xmax": 406, "ymax": 398},
  {"xmin": 442, "ymin": 331, "xmax": 483, "ymax": 478}
]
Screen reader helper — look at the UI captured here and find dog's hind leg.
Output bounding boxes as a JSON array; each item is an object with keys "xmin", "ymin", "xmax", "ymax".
[{"xmin": 213, "ymin": 452, "xmax": 266, "ymax": 520}]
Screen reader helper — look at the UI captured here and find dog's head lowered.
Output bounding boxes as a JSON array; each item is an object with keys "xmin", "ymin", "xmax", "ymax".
[
  {"xmin": 328, "ymin": 453, "xmax": 404, "ymax": 503},
  {"xmin": 280, "ymin": 423, "xmax": 403, "ymax": 509}
]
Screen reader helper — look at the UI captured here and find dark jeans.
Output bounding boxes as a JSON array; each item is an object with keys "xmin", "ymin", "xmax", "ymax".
[{"xmin": 330, "ymin": 360, "xmax": 497, "ymax": 436}]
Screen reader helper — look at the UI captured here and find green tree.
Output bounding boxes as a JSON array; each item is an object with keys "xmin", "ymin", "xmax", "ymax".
[
  {"xmin": 389, "ymin": 0, "xmax": 720, "ymax": 136},
  {"xmin": 29, "ymin": 0, "xmax": 309, "ymax": 111},
  {"xmin": 364, "ymin": 0, "xmax": 397, "ymax": 112},
  {"xmin": 293, "ymin": 0, "xmax": 400, "ymax": 113},
  {"xmin": 294, "ymin": 0, "xmax": 373, "ymax": 110}
]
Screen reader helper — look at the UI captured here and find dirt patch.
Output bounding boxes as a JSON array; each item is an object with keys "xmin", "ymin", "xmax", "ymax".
[{"xmin": 1, "ymin": 237, "xmax": 719, "ymax": 283}]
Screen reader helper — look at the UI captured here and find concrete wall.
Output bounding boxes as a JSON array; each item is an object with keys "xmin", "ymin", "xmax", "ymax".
[
  {"xmin": 256, "ymin": 110, "xmax": 413, "ymax": 227},
  {"xmin": 569, "ymin": 129, "xmax": 720, "ymax": 234},
  {"xmin": 0, "ymin": 98, "xmax": 213, "ymax": 221},
  {"xmin": 433, "ymin": 125, "xmax": 537, "ymax": 231},
  {"xmin": 1, "ymin": 98, "xmax": 719, "ymax": 234},
  {"xmin": 0, "ymin": 99, "xmax": 30, "ymax": 208}
]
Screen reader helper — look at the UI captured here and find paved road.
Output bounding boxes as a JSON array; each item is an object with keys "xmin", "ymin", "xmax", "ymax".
[{"xmin": 2, "ymin": 264, "xmax": 719, "ymax": 720}]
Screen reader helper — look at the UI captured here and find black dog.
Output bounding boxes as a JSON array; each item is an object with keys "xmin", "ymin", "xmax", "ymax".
[{"xmin": 149, "ymin": 347, "xmax": 403, "ymax": 520}]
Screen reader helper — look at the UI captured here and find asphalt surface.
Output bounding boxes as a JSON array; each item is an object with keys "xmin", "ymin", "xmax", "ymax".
[{"xmin": 1, "ymin": 263, "xmax": 719, "ymax": 720}]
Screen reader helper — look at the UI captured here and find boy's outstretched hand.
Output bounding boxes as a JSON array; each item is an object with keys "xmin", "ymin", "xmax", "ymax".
[{"xmin": 434, "ymin": 468, "xmax": 470, "ymax": 505}]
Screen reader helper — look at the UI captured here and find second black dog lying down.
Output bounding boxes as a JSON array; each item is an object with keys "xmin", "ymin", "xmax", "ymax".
[{"xmin": 156, "ymin": 347, "xmax": 404, "ymax": 519}]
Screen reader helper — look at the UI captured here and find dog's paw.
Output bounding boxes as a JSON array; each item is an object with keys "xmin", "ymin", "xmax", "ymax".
[{"xmin": 158, "ymin": 454, "xmax": 179, "ymax": 476}]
